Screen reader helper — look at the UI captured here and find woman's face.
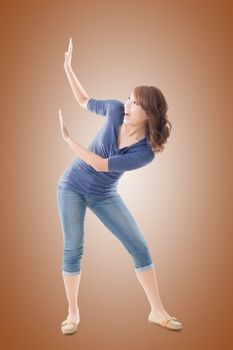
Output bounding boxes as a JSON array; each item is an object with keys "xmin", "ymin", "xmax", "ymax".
[{"xmin": 124, "ymin": 91, "xmax": 148, "ymax": 126}]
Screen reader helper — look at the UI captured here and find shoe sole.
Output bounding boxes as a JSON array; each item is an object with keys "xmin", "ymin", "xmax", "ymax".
[
  {"xmin": 61, "ymin": 327, "xmax": 78, "ymax": 335},
  {"xmin": 148, "ymin": 319, "xmax": 182, "ymax": 331}
]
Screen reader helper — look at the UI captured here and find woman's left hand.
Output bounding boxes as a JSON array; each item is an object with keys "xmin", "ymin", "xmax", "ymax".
[{"xmin": 59, "ymin": 109, "xmax": 71, "ymax": 142}]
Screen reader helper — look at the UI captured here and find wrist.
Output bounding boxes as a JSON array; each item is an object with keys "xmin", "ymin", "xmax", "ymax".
[{"xmin": 64, "ymin": 65, "xmax": 72, "ymax": 74}]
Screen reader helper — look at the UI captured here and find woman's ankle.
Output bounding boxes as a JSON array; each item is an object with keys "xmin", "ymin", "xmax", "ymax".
[
  {"xmin": 151, "ymin": 307, "xmax": 172, "ymax": 319},
  {"xmin": 68, "ymin": 307, "xmax": 79, "ymax": 316}
]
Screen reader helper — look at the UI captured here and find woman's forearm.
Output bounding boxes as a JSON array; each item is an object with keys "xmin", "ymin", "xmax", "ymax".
[
  {"xmin": 66, "ymin": 136, "xmax": 105, "ymax": 171},
  {"xmin": 65, "ymin": 66, "xmax": 89, "ymax": 105}
]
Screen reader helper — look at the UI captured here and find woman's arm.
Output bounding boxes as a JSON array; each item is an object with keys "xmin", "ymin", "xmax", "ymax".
[
  {"xmin": 59, "ymin": 109, "xmax": 105, "ymax": 171},
  {"xmin": 65, "ymin": 65, "xmax": 89, "ymax": 107},
  {"xmin": 64, "ymin": 38, "xmax": 89, "ymax": 108},
  {"xmin": 66, "ymin": 136, "xmax": 107, "ymax": 171}
]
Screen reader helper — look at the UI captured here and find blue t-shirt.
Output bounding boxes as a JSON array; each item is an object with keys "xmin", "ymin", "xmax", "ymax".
[{"xmin": 58, "ymin": 98, "xmax": 155, "ymax": 196}]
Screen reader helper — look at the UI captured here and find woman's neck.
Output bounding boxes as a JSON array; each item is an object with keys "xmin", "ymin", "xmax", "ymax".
[{"xmin": 122, "ymin": 122, "xmax": 146, "ymax": 140}]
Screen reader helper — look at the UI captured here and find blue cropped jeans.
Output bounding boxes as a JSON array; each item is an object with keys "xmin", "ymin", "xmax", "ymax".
[{"xmin": 56, "ymin": 184, "xmax": 155, "ymax": 275}]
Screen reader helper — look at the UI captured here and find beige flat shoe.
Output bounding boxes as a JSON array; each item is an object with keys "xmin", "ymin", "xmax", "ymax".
[
  {"xmin": 148, "ymin": 310, "xmax": 182, "ymax": 331},
  {"xmin": 61, "ymin": 317, "xmax": 80, "ymax": 335}
]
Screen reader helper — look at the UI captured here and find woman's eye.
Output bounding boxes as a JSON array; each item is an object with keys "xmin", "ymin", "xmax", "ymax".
[{"xmin": 128, "ymin": 96, "xmax": 137, "ymax": 105}]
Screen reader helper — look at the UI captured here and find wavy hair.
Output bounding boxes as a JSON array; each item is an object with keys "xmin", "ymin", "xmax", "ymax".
[{"xmin": 133, "ymin": 85, "xmax": 172, "ymax": 153}]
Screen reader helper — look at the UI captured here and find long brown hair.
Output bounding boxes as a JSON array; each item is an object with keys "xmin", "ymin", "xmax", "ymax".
[{"xmin": 133, "ymin": 85, "xmax": 172, "ymax": 153}]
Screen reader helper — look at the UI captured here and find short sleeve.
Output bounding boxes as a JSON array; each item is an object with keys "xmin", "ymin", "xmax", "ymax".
[
  {"xmin": 87, "ymin": 98, "xmax": 124, "ymax": 117},
  {"xmin": 107, "ymin": 150, "xmax": 155, "ymax": 172}
]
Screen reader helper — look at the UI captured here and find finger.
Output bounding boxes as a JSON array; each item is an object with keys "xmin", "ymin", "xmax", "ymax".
[
  {"xmin": 68, "ymin": 38, "xmax": 72, "ymax": 53},
  {"xmin": 69, "ymin": 38, "xmax": 73, "ymax": 52}
]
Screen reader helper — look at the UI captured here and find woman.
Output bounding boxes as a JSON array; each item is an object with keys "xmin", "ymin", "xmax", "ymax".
[{"xmin": 57, "ymin": 38, "xmax": 182, "ymax": 335}]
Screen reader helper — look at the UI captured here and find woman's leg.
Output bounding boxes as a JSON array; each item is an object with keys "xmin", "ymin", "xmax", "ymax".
[
  {"xmin": 56, "ymin": 186, "xmax": 87, "ymax": 322},
  {"xmin": 134, "ymin": 267, "xmax": 173, "ymax": 319},
  {"xmin": 87, "ymin": 194, "xmax": 172, "ymax": 318}
]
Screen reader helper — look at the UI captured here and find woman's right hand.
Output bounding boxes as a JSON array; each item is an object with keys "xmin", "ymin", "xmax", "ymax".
[{"xmin": 64, "ymin": 37, "xmax": 73, "ymax": 71}]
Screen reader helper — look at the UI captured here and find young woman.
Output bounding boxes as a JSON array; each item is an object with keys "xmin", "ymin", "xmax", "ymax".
[{"xmin": 57, "ymin": 38, "xmax": 182, "ymax": 335}]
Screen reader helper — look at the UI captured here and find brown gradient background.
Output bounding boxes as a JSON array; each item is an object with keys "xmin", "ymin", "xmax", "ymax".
[{"xmin": 1, "ymin": 0, "xmax": 232, "ymax": 349}]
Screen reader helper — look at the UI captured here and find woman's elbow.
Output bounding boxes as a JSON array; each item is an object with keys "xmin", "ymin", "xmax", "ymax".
[
  {"xmin": 80, "ymin": 97, "xmax": 90, "ymax": 110},
  {"xmin": 96, "ymin": 158, "xmax": 109, "ymax": 172}
]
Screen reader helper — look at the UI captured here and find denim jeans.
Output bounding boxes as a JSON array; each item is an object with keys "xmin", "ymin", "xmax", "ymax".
[{"xmin": 56, "ymin": 184, "xmax": 155, "ymax": 275}]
